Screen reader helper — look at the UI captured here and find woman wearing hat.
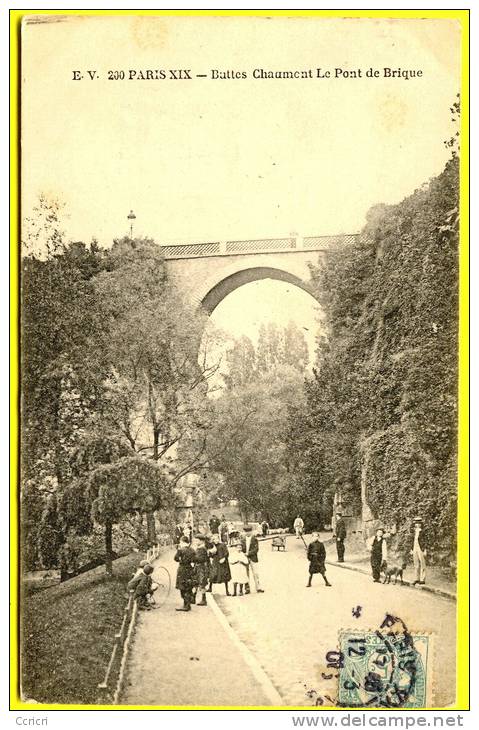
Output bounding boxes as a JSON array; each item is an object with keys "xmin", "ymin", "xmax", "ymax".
[{"xmin": 207, "ymin": 534, "xmax": 231, "ymax": 595}]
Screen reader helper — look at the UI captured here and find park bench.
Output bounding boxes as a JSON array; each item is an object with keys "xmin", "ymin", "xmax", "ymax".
[{"xmin": 271, "ymin": 535, "xmax": 287, "ymax": 551}]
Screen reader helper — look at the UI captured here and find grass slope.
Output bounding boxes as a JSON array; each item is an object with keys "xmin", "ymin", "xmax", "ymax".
[{"xmin": 21, "ymin": 552, "xmax": 142, "ymax": 705}]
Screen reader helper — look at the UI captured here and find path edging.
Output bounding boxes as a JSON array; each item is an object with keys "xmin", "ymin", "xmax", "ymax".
[
  {"xmin": 207, "ymin": 593, "xmax": 283, "ymax": 706},
  {"xmin": 325, "ymin": 559, "xmax": 456, "ymax": 601}
]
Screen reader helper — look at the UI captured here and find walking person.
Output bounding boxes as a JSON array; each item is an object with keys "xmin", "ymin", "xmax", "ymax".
[
  {"xmin": 410, "ymin": 516, "xmax": 428, "ymax": 585},
  {"xmin": 241, "ymin": 525, "xmax": 264, "ymax": 593},
  {"xmin": 193, "ymin": 533, "xmax": 209, "ymax": 606},
  {"xmin": 209, "ymin": 514, "xmax": 220, "ymax": 535},
  {"xmin": 229, "ymin": 542, "xmax": 250, "ymax": 596},
  {"xmin": 334, "ymin": 512, "xmax": 347, "ymax": 562},
  {"xmin": 174, "ymin": 536, "xmax": 196, "ymax": 611},
  {"xmin": 219, "ymin": 517, "xmax": 229, "ymax": 545},
  {"xmin": 294, "ymin": 515, "xmax": 304, "ymax": 539},
  {"xmin": 261, "ymin": 519, "xmax": 269, "ymax": 537},
  {"xmin": 306, "ymin": 531, "xmax": 332, "ymax": 587},
  {"xmin": 368, "ymin": 527, "xmax": 388, "ymax": 583},
  {"xmin": 174, "ymin": 523, "xmax": 183, "ymax": 546},
  {"xmin": 207, "ymin": 533, "xmax": 231, "ymax": 595}
]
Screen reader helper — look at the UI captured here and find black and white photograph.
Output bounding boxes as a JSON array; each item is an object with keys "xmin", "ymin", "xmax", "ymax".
[{"xmin": 15, "ymin": 11, "xmax": 467, "ymax": 710}]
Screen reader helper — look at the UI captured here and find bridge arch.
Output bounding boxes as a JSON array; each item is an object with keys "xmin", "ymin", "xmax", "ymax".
[
  {"xmin": 163, "ymin": 234, "xmax": 357, "ymax": 313},
  {"xmin": 197, "ymin": 264, "xmax": 316, "ymax": 315}
]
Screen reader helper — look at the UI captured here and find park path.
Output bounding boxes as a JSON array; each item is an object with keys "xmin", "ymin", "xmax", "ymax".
[
  {"xmin": 324, "ymin": 535, "xmax": 456, "ymax": 600},
  {"xmin": 121, "ymin": 538, "xmax": 456, "ymax": 707},
  {"xmin": 216, "ymin": 537, "xmax": 456, "ymax": 707},
  {"xmin": 120, "ymin": 548, "xmax": 272, "ymax": 706}
]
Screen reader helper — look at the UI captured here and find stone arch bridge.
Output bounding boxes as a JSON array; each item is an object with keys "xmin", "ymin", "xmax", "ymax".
[{"xmin": 160, "ymin": 234, "xmax": 358, "ymax": 313}]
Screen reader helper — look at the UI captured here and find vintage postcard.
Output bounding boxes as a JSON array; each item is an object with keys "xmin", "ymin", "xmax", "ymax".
[{"xmin": 12, "ymin": 10, "xmax": 469, "ymax": 711}]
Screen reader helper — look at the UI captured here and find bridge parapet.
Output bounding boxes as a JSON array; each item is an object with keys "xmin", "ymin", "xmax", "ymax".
[{"xmin": 160, "ymin": 234, "xmax": 358, "ymax": 260}]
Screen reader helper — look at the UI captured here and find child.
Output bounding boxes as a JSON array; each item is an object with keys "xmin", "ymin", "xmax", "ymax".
[
  {"xmin": 306, "ymin": 531, "xmax": 332, "ymax": 587},
  {"xmin": 193, "ymin": 534, "xmax": 209, "ymax": 606},
  {"xmin": 133, "ymin": 563, "xmax": 155, "ymax": 609},
  {"xmin": 127, "ymin": 559, "xmax": 150, "ymax": 593},
  {"xmin": 229, "ymin": 542, "xmax": 250, "ymax": 596},
  {"xmin": 174, "ymin": 536, "xmax": 196, "ymax": 611}
]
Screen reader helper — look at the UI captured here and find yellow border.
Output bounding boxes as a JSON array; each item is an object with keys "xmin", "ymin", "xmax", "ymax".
[{"xmin": 10, "ymin": 7, "xmax": 470, "ymax": 712}]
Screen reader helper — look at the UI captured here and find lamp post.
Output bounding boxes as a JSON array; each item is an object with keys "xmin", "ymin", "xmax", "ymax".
[{"xmin": 127, "ymin": 209, "xmax": 136, "ymax": 239}]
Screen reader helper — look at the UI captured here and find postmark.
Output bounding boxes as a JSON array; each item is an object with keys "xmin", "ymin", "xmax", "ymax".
[{"xmin": 337, "ymin": 615, "xmax": 431, "ymax": 708}]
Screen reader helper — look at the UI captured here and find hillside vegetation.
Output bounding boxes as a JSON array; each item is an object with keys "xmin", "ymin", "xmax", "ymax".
[{"xmin": 290, "ymin": 156, "xmax": 459, "ymax": 561}]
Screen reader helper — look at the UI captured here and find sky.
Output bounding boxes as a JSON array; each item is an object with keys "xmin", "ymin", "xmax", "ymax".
[
  {"xmin": 22, "ymin": 15, "xmax": 461, "ymax": 249},
  {"xmin": 206, "ymin": 279, "xmax": 321, "ymax": 377}
]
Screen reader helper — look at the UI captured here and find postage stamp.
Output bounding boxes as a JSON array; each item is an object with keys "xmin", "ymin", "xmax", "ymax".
[{"xmin": 338, "ymin": 617, "xmax": 432, "ymax": 708}]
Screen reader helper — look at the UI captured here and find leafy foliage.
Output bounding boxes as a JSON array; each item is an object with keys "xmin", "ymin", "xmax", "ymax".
[
  {"xmin": 292, "ymin": 156, "xmax": 459, "ymax": 561},
  {"xmin": 207, "ymin": 325, "xmax": 309, "ymax": 524},
  {"xmin": 21, "ymin": 214, "xmax": 217, "ymax": 572}
]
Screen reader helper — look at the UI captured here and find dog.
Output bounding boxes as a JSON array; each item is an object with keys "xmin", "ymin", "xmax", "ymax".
[{"xmin": 381, "ymin": 561, "xmax": 407, "ymax": 585}]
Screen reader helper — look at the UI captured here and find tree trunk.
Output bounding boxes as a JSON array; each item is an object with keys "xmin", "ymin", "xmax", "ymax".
[
  {"xmin": 105, "ymin": 520, "xmax": 113, "ymax": 576},
  {"xmin": 147, "ymin": 425, "xmax": 160, "ymax": 546},
  {"xmin": 146, "ymin": 511, "xmax": 157, "ymax": 546},
  {"xmin": 153, "ymin": 427, "xmax": 160, "ymax": 460}
]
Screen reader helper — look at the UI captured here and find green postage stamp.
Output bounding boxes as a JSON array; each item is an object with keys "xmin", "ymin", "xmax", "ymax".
[{"xmin": 338, "ymin": 628, "xmax": 431, "ymax": 708}]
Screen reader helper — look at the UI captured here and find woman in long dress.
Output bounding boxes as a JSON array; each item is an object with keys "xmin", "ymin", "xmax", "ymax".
[{"xmin": 207, "ymin": 534, "xmax": 231, "ymax": 595}]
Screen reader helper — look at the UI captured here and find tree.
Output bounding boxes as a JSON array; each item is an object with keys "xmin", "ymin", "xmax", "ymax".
[
  {"xmin": 207, "ymin": 326, "xmax": 307, "ymax": 523},
  {"xmin": 38, "ymin": 494, "xmax": 63, "ymax": 570},
  {"xmin": 89, "ymin": 457, "xmax": 172, "ymax": 575},
  {"xmin": 290, "ymin": 150, "xmax": 459, "ymax": 560},
  {"xmin": 21, "ymin": 197, "xmax": 109, "ymax": 569},
  {"xmin": 283, "ymin": 320, "xmax": 310, "ymax": 372},
  {"xmin": 85, "ymin": 237, "xmax": 218, "ymax": 550},
  {"xmin": 223, "ymin": 335, "xmax": 257, "ymax": 390},
  {"xmin": 20, "ymin": 203, "xmax": 220, "ymax": 573}
]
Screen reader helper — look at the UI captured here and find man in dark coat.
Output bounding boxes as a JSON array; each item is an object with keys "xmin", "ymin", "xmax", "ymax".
[
  {"xmin": 174, "ymin": 536, "xmax": 196, "ymax": 611},
  {"xmin": 174, "ymin": 523, "xmax": 183, "ymax": 546},
  {"xmin": 241, "ymin": 525, "xmax": 264, "ymax": 593},
  {"xmin": 209, "ymin": 514, "xmax": 220, "ymax": 535},
  {"xmin": 306, "ymin": 531, "xmax": 332, "ymax": 587},
  {"xmin": 193, "ymin": 534, "xmax": 209, "ymax": 606},
  {"xmin": 219, "ymin": 518, "xmax": 229, "ymax": 545},
  {"xmin": 368, "ymin": 528, "xmax": 388, "ymax": 582},
  {"xmin": 207, "ymin": 534, "xmax": 231, "ymax": 595},
  {"xmin": 334, "ymin": 512, "xmax": 347, "ymax": 562}
]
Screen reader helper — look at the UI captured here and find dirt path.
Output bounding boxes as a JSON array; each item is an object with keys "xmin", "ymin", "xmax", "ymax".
[
  {"xmin": 216, "ymin": 537, "xmax": 456, "ymax": 706},
  {"xmin": 122, "ymin": 539, "xmax": 455, "ymax": 707},
  {"xmin": 121, "ymin": 549, "xmax": 272, "ymax": 706}
]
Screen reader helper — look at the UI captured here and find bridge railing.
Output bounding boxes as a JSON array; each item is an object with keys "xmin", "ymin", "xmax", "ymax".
[{"xmin": 160, "ymin": 234, "xmax": 358, "ymax": 260}]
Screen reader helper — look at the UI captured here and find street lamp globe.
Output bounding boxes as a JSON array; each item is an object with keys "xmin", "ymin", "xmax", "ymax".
[{"xmin": 127, "ymin": 209, "xmax": 136, "ymax": 238}]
